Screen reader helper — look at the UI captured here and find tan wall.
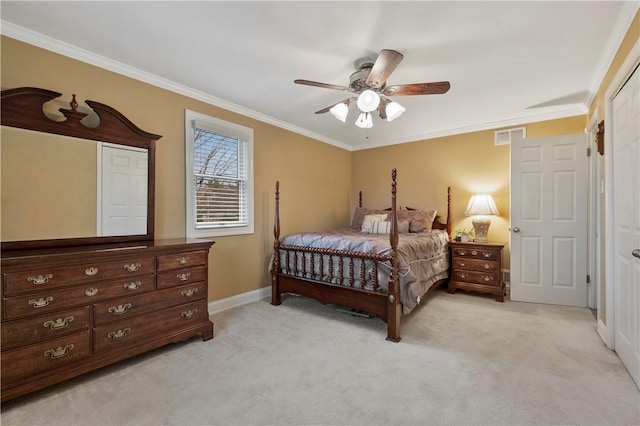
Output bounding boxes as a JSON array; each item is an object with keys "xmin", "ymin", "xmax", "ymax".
[
  {"xmin": 587, "ymin": 10, "xmax": 640, "ymax": 325},
  {"xmin": 352, "ymin": 115, "xmax": 586, "ymax": 270},
  {"xmin": 0, "ymin": 36, "xmax": 352, "ymax": 301}
]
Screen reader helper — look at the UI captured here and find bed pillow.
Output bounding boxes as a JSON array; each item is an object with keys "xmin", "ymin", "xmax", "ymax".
[
  {"xmin": 352, "ymin": 208, "xmax": 389, "ymax": 230},
  {"xmin": 361, "ymin": 214, "xmax": 388, "ymax": 233},
  {"xmin": 398, "ymin": 219, "xmax": 410, "ymax": 233},
  {"xmin": 408, "ymin": 209, "xmax": 438, "ymax": 232},
  {"xmin": 371, "ymin": 221, "xmax": 391, "ymax": 234}
]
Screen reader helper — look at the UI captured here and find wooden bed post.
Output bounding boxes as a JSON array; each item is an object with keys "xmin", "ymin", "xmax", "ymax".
[
  {"xmin": 446, "ymin": 186, "xmax": 452, "ymax": 238},
  {"xmin": 271, "ymin": 181, "xmax": 281, "ymax": 306},
  {"xmin": 387, "ymin": 168, "xmax": 401, "ymax": 342}
]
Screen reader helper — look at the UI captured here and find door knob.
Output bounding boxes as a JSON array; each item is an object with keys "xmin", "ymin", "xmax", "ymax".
[
  {"xmin": 633, "ymin": 249, "xmax": 640, "ymax": 259},
  {"xmin": 512, "ymin": 227, "xmax": 520, "ymax": 233}
]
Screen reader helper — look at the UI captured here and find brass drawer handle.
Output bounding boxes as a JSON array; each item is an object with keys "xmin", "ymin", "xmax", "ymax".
[
  {"xmin": 483, "ymin": 276, "xmax": 494, "ymax": 282},
  {"xmin": 458, "ymin": 262, "xmax": 466, "ymax": 267},
  {"xmin": 471, "ymin": 250, "xmax": 478, "ymax": 255},
  {"xmin": 44, "ymin": 344, "xmax": 74, "ymax": 359},
  {"xmin": 177, "ymin": 272, "xmax": 191, "ymax": 282},
  {"xmin": 181, "ymin": 288, "xmax": 198, "ymax": 298},
  {"xmin": 483, "ymin": 252, "xmax": 492, "ymax": 258},
  {"xmin": 123, "ymin": 263, "xmax": 141, "ymax": 272},
  {"xmin": 123, "ymin": 281, "xmax": 141, "ymax": 291},
  {"xmin": 85, "ymin": 287, "xmax": 99, "ymax": 296},
  {"xmin": 43, "ymin": 316, "xmax": 74, "ymax": 330},
  {"xmin": 459, "ymin": 273, "xmax": 467, "ymax": 279},
  {"xmin": 108, "ymin": 303, "xmax": 132, "ymax": 315},
  {"xmin": 27, "ymin": 274, "xmax": 53, "ymax": 285},
  {"xmin": 176, "ymin": 256, "xmax": 191, "ymax": 265},
  {"xmin": 181, "ymin": 308, "xmax": 199, "ymax": 319},
  {"xmin": 29, "ymin": 297, "xmax": 53, "ymax": 308},
  {"xmin": 483, "ymin": 264, "xmax": 492, "ymax": 270},
  {"xmin": 85, "ymin": 267, "xmax": 99, "ymax": 276},
  {"xmin": 458, "ymin": 250, "xmax": 466, "ymax": 256},
  {"xmin": 107, "ymin": 327, "xmax": 131, "ymax": 340}
]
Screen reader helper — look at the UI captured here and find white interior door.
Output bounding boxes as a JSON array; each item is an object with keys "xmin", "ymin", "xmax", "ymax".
[
  {"xmin": 510, "ymin": 134, "xmax": 588, "ymax": 307},
  {"xmin": 612, "ymin": 64, "xmax": 639, "ymax": 388},
  {"xmin": 99, "ymin": 144, "xmax": 148, "ymax": 236}
]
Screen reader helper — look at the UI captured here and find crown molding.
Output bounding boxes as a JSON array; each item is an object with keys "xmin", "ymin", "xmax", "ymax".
[
  {"xmin": 584, "ymin": 1, "xmax": 640, "ymax": 108},
  {"xmin": 0, "ymin": 20, "xmax": 354, "ymax": 152},
  {"xmin": 354, "ymin": 104, "xmax": 588, "ymax": 151}
]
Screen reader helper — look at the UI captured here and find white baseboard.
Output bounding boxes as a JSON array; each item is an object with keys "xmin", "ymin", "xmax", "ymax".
[
  {"xmin": 208, "ymin": 286, "xmax": 270, "ymax": 315},
  {"xmin": 597, "ymin": 318, "xmax": 608, "ymax": 345}
]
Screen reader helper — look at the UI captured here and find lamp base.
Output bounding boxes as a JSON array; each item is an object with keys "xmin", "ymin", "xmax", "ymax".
[{"xmin": 472, "ymin": 216, "xmax": 491, "ymax": 243}]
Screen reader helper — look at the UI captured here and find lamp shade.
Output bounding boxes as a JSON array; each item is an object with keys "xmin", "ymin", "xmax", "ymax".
[
  {"xmin": 357, "ymin": 90, "xmax": 380, "ymax": 113},
  {"xmin": 355, "ymin": 112, "xmax": 373, "ymax": 128},
  {"xmin": 385, "ymin": 101, "xmax": 406, "ymax": 121},
  {"xmin": 465, "ymin": 194, "xmax": 499, "ymax": 216},
  {"xmin": 329, "ymin": 102, "xmax": 349, "ymax": 122}
]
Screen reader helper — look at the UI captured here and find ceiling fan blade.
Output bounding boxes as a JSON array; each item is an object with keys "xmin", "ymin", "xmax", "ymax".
[
  {"xmin": 294, "ymin": 79, "xmax": 350, "ymax": 91},
  {"xmin": 383, "ymin": 81, "xmax": 451, "ymax": 96},
  {"xmin": 365, "ymin": 49, "xmax": 404, "ymax": 89},
  {"xmin": 314, "ymin": 97, "xmax": 357, "ymax": 114},
  {"xmin": 378, "ymin": 98, "xmax": 389, "ymax": 120}
]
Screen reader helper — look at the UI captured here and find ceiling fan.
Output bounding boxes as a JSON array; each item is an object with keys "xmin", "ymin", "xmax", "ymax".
[{"xmin": 294, "ymin": 49, "xmax": 450, "ymax": 128}]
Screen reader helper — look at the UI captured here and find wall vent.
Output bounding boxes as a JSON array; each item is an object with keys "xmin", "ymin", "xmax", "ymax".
[{"xmin": 495, "ymin": 127, "xmax": 526, "ymax": 146}]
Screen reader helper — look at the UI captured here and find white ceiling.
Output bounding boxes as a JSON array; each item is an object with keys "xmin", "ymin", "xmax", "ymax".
[{"xmin": 1, "ymin": 1, "xmax": 638, "ymax": 150}]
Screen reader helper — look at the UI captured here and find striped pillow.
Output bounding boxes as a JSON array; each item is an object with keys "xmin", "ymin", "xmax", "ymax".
[{"xmin": 372, "ymin": 221, "xmax": 391, "ymax": 234}]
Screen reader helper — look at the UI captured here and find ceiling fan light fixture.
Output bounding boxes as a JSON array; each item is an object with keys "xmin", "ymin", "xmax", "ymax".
[
  {"xmin": 355, "ymin": 112, "xmax": 373, "ymax": 129},
  {"xmin": 329, "ymin": 102, "xmax": 349, "ymax": 122},
  {"xmin": 385, "ymin": 101, "xmax": 406, "ymax": 121},
  {"xmin": 357, "ymin": 90, "xmax": 380, "ymax": 113}
]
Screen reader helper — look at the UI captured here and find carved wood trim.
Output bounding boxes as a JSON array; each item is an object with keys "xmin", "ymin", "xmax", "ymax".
[{"xmin": 596, "ymin": 120, "xmax": 604, "ymax": 155}]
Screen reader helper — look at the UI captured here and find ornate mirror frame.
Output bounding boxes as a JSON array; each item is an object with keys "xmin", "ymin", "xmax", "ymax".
[{"xmin": 1, "ymin": 87, "xmax": 162, "ymax": 250}]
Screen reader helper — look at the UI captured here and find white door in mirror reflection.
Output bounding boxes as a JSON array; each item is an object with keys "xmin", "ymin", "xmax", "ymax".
[{"xmin": 98, "ymin": 144, "xmax": 148, "ymax": 236}]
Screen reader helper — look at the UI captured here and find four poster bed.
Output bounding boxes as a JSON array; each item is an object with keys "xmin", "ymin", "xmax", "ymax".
[{"xmin": 270, "ymin": 169, "xmax": 452, "ymax": 342}]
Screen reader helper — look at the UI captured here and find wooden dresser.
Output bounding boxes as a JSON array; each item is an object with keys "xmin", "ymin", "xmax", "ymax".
[
  {"xmin": 1, "ymin": 239, "xmax": 214, "ymax": 402},
  {"xmin": 447, "ymin": 241, "xmax": 505, "ymax": 302}
]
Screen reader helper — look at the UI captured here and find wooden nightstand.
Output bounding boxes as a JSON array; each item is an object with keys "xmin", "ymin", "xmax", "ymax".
[{"xmin": 448, "ymin": 241, "xmax": 505, "ymax": 302}]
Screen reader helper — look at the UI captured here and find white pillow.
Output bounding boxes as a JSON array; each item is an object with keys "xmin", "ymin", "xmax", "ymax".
[
  {"xmin": 361, "ymin": 214, "xmax": 388, "ymax": 233},
  {"xmin": 372, "ymin": 221, "xmax": 391, "ymax": 234}
]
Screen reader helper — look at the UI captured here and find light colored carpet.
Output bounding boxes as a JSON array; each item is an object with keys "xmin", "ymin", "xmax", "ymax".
[{"xmin": 1, "ymin": 289, "xmax": 639, "ymax": 425}]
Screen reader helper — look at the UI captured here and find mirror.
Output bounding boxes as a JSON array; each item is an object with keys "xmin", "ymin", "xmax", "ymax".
[{"xmin": 1, "ymin": 87, "xmax": 161, "ymax": 250}]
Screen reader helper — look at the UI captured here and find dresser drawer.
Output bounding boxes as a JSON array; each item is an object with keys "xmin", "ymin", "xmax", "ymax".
[
  {"xmin": 93, "ymin": 281, "xmax": 206, "ymax": 325},
  {"xmin": 3, "ymin": 257, "xmax": 154, "ymax": 296},
  {"xmin": 157, "ymin": 266, "xmax": 206, "ymax": 289},
  {"xmin": 3, "ymin": 275, "xmax": 155, "ymax": 320},
  {"xmin": 1, "ymin": 330, "xmax": 91, "ymax": 385},
  {"xmin": 93, "ymin": 299, "xmax": 209, "ymax": 353},
  {"xmin": 452, "ymin": 247, "xmax": 498, "ymax": 261},
  {"xmin": 452, "ymin": 258, "xmax": 499, "ymax": 273},
  {"xmin": 452, "ymin": 270, "xmax": 500, "ymax": 287},
  {"xmin": 157, "ymin": 250, "xmax": 206, "ymax": 271},
  {"xmin": 1, "ymin": 307, "xmax": 90, "ymax": 350}
]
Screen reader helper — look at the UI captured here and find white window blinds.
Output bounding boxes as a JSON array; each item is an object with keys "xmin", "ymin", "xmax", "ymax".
[{"xmin": 192, "ymin": 122, "xmax": 248, "ymax": 228}]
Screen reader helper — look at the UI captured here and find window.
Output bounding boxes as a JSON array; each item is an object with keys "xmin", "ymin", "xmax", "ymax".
[{"xmin": 185, "ymin": 110, "xmax": 254, "ymax": 238}]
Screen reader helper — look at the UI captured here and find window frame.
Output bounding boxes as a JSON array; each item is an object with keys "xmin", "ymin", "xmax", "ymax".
[{"xmin": 185, "ymin": 109, "xmax": 254, "ymax": 238}]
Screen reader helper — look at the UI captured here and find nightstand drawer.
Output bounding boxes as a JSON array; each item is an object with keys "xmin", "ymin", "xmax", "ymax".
[
  {"xmin": 452, "ymin": 247, "xmax": 498, "ymax": 261},
  {"xmin": 452, "ymin": 270, "xmax": 500, "ymax": 287},
  {"xmin": 452, "ymin": 258, "xmax": 499, "ymax": 272}
]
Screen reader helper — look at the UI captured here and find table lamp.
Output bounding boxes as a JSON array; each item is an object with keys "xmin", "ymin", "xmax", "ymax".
[{"xmin": 465, "ymin": 194, "xmax": 499, "ymax": 243}]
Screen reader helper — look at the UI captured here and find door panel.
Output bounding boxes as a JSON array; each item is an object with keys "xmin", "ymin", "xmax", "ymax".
[
  {"xmin": 511, "ymin": 134, "xmax": 588, "ymax": 306},
  {"xmin": 612, "ymin": 64, "xmax": 639, "ymax": 387}
]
